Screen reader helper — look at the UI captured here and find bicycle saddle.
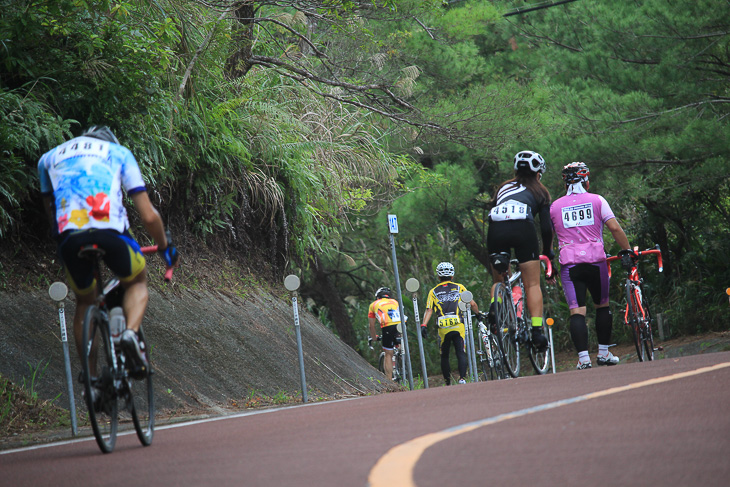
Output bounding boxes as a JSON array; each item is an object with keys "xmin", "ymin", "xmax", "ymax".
[
  {"xmin": 78, "ymin": 244, "xmax": 106, "ymax": 259},
  {"xmin": 489, "ymin": 252, "xmax": 511, "ymax": 273}
]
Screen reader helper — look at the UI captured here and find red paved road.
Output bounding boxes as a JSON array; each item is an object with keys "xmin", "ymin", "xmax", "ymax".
[{"xmin": 3, "ymin": 352, "xmax": 729, "ymax": 487}]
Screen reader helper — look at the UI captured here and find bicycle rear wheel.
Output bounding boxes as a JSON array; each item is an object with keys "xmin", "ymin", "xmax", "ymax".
[
  {"xmin": 392, "ymin": 352, "xmax": 403, "ymax": 383},
  {"xmin": 626, "ymin": 280, "xmax": 646, "ymax": 362},
  {"xmin": 528, "ymin": 338, "xmax": 550, "ymax": 375},
  {"xmin": 495, "ymin": 283, "xmax": 519, "ymax": 378},
  {"xmin": 131, "ymin": 325, "xmax": 155, "ymax": 446},
  {"xmin": 82, "ymin": 305, "xmax": 118, "ymax": 453}
]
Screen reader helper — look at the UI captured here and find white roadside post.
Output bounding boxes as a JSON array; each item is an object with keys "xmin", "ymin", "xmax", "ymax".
[
  {"xmin": 459, "ymin": 291, "xmax": 478, "ymax": 382},
  {"xmin": 49, "ymin": 281, "xmax": 77, "ymax": 436},
  {"xmin": 387, "ymin": 214, "xmax": 414, "ymax": 390},
  {"xmin": 547, "ymin": 317, "xmax": 556, "ymax": 374},
  {"xmin": 284, "ymin": 275, "xmax": 308, "ymax": 403},
  {"xmin": 406, "ymin": 278, "xmax": 428, "ymax": 389}
]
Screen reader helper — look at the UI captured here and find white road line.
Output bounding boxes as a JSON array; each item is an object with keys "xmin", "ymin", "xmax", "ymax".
[{"xmin": 368, "ymin": 362, "xmax": 730, "ymax": 487}]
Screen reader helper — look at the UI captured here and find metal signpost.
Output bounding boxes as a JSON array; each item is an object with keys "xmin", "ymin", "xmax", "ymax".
[
  {"xmin": 284, "ymin": 275, "xmax": 308, "ymax": 403},
  {"xmin": 405, "ymin": 277, "xmax": 428, "ymax": 389},
  {"xmin": 49, "ymin": 281, "xmax": 77, "ymax": 436},
  {"xmin": 387, "ymin": 214, "xmax": 414, "ymax": 390},
  {"xmin": 459, "ymin": 291, "xmax": 478, "ymax": 382}
]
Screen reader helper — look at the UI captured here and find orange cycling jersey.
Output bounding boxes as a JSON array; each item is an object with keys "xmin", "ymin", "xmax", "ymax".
[{"xmin": 368, "ymin": 298, "xmax": 402, "ymax": 328}]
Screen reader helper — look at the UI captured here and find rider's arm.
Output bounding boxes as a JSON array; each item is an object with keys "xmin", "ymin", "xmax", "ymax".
[
  {"xmin": 605, "ymin": 217, "xmax": 630, "ymax": 251},
  {"xmin": 368, "ymin": 317, "xmax": 378, "ymax": 342},
  {"xmin": 538, "ymin": 204, "xmax": 555, "ymax": 258},
  {"xmin": 421, "ymin": 308, "xmax": 433, "ymax": 328},
  {"xmin": 130, "ymin": 191, "xmax": 168, "ymax": 249},
  {"xmin": 469, "ymin": 300, "xmax": 479, "ymax": 315}
]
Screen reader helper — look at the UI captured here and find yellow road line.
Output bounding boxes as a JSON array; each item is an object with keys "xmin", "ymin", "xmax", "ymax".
[{"xmin": 368, "ymin": 362, "xmax": 730, "ymax": 487}]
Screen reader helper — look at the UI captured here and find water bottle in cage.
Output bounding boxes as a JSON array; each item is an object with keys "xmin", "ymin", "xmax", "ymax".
[
  {"xmin": 109, "ymin": 307, "xmax": 126, "ymax": 344},
  {"xmin": 512, "ymin": 286, "xmax": 523, "ymax": 318}
]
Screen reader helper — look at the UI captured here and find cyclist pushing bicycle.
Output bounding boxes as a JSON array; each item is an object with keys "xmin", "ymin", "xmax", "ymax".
[
  {"xmin": 420, "ymin": 262, "xmax": 483, "ymax": 385},
  {"xmin": 38, "ymin": 125, "xmax": 179, "ymax": 404},
  {"xmin": 549, "ymin": 162, "xmax": 635, "ymax": 370}
]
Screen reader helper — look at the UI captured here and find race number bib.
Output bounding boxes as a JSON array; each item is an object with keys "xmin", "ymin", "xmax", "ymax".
[
  {"xmin": 561, "ymin": 203, "xmax": 594, "ymax": 228},
  {"xmin": 490, "ymin": 200, "xmax": 529, "ymax": 221},
  {"xmin": 387, "ymin": 308, "xmax": 401, "ymax": 323},
  {"xmin": 438, "ymin": 315, "xmax": 460, "ymax": 328}
]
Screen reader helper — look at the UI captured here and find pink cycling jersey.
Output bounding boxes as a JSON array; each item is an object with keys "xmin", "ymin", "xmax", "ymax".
[{"xmin": 550, "ymin": 192, "xmax": 615, "ymax": 265}]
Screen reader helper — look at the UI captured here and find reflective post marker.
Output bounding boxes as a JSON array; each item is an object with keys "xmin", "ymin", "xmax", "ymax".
[
  {"xmin": 406, "ymin": 278, "xmax": 428, "ymax": 389},
  {"xmin": 285, "ymin": 275, "xmax": 308, "ymax": 403},
  {"xmin": 387, "ymin": 214, "xmax": 414, "ymax": 390},
  {"xmin": 49, "ymin": 282, "xmax": 77, "ymax": 436},
  {"xmin": 547, "ymin": 317, "xmax": 556, "ymax": 374}
]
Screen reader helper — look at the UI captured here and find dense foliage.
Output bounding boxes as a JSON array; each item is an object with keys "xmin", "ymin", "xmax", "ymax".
[{"xmin": 1, "ymin": 1, "xmax": 728, "ymax": 372}]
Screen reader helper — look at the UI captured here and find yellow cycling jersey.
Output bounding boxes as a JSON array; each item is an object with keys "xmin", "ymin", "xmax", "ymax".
[
  {"xmin": 426, "ymin": 281, "xmax": 468, "ymax": 328},
  {"xmin": 368, "ymin": 298, "xmax": 402, "ymax": 328}
]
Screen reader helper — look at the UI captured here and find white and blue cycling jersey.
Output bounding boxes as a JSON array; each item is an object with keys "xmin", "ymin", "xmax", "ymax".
[{"xmin": 38, "ymin": 136, "xmax": 146, "ymax": 235}]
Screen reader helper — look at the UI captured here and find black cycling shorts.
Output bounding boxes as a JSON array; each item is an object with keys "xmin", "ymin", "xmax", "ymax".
[
  {"xmin": 380, "ymin": 324, "xmax": 401, "ymax": 350},
  {"xmin": 57, "ymin": 229, "xmax": 146, "ymax": 295},
  {"xmin": 487, "ymin": 219, "xmax": 540, "ymax": 263}
]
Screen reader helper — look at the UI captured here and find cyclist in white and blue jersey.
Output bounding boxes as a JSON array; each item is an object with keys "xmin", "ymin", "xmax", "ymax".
[{"xmin": 38, "ymin": 126, "xmax": 178, "ymax": 380}]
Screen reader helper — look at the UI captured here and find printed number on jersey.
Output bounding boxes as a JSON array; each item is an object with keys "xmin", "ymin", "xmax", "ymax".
[
  {"xmin": 438, "ymin": 316, "xmax": 460, "ymax": 328},
  {"xmin": 490, "ymin": 200, "xmax": 528, "ymax": 221},
  {"xmin": 54, "ymin": 139, "xmax": 110, "ymax": 167},
  {"xmin": 561, "ymin": 203, "xmax": 594, "ymax": 228}
]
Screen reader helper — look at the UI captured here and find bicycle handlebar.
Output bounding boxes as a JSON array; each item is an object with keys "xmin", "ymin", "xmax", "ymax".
[
  {"xmin": 140, "ymin": 245, "xmax": 175, "ymax": 281},
  {"xmin": 539, "ymin": 254, "xmax": 554, "ymax": 278},
  {"xmin": 606, "ymin": 245, "xmax": 663, "ymax": 274}
]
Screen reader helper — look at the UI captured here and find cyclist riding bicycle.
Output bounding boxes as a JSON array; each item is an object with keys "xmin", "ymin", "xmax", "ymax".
[
  {"xmin": 420, "ymin": 262, "xmax": 482, "ymax": 385},
  {"xmin": 486, "ymin": 150, "xmax": 554, "ymax": 352},
  {"xmin": 368, "ymin": 286, "xmax": 402, "ymax": 381},
  {"xmin": 549, "ymin": 162, "xmax": 635, "ymax": 369},
  {"xmin": 38, "ymin": 125, "xmax": 179, "ymax": 394}
]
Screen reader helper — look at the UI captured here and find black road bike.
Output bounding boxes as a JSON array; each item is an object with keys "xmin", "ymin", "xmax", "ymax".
[{"xmin": 80, "ymin": 244, "xmax": 171, "ymax": 453}]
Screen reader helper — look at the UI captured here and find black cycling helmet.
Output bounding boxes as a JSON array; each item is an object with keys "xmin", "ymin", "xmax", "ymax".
[
  {"xmin": 562, "ymin": 162, "xmax": 590, "ymax": 185},
  {"xmin": 81, "ymin": 125, "xmax": 119, "ymax": 145},
  {"xmin": 375, "ymin": 287, "xmax": 392, "ymax": 299},
  {"xmin": 513, "ymin": 150, "xmax": 546, "ymax": 174}
]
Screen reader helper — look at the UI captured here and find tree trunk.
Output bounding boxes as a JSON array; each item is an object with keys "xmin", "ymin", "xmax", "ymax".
[
  {"xmin": 312, "ymin": 255, "xmax": 358, "ymax": 349},
  {"xmin": 224, "ymin": 2, "xmax": 255, "ymax": 80}
]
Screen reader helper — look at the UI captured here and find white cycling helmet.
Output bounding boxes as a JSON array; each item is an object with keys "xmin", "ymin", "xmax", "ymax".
[
  {"xmin": 513, "ymin": 150, "xmax": 546, "ymax": 174},
  {"xmin": 436, "ymin": 262, "xmax": 455, "ymax": 277}
]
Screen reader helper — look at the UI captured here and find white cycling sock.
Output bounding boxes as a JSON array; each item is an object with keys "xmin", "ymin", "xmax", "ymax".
[
  {"xmin": 578, "ymin": 350, "xmax": 590, "ymax": 364},
  {"xmin": 597, "ymin": 345, "xmax": 609, "ymax": 357}
]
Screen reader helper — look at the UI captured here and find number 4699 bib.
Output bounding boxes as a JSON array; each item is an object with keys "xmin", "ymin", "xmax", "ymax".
[{"xmin": 561, "ymin": 202, "xmax": 594, "ymax": 228}]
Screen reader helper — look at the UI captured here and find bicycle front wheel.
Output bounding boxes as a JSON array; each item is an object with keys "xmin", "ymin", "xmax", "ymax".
[
  {"xmin": 131, "ymin": 325, "xmax": 155, "ymax": 446},
  {"xmin": 640, "ymin": 287, "xmax": 655, "ymax": 361},
  {"xmin": 82, "ymin": 305, "xmax": 118, "ymax": 453},
  {"xmin": 488, "ymin": 332, "xmax": 507, "ymax": 380},
  {"xmin": 495, "ymin": 283, "xmax": 519, "ymax": 378},
  {"xmin": 626, "ymin": 280, "xmax": 646, "ymax": 362}
]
